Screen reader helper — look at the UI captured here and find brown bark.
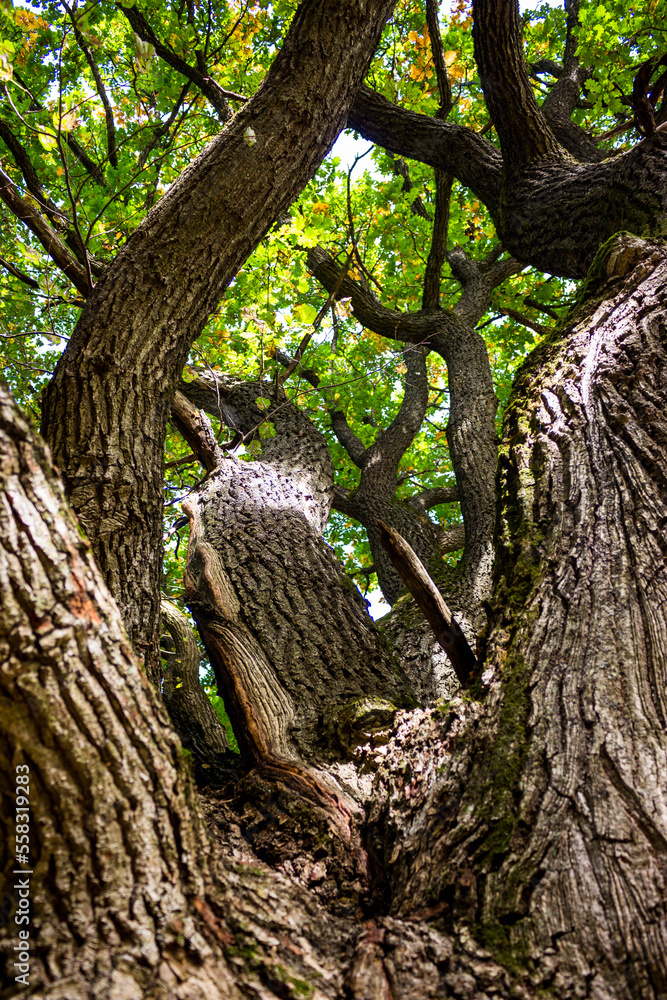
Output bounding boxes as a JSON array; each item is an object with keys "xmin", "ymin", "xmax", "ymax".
[
  {"xmin": 40, "ymin": 0, "xmax": 398, "ymax": 674},
  {"xmin": 367, "ymin": 238, "xmax": 667, "ymax": 999}
]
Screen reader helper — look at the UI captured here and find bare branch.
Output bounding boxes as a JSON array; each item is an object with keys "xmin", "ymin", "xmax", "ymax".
[
  {"xmin": 330, "ymin": 409, "xmax": 367, "ymax": 468},
  {"xmin": 377, "ymin": 520, "xmax": 477, "ymax": 686},
  {"xmin": 425, "ymin": 0, "xmax": 453, "ymax": 119},
  {"xmin": 348, "ymin": 85, "xmax": 502, "ymax": 213},
  {"xmin": 407, "ymin": 486, "xmax": 460, "ymax": 512}
]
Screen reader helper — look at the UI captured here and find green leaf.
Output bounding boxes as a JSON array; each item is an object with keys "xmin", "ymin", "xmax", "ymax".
[{"xmin": 294, "ymin": 303, "xmax": 317, "ymax": 325}]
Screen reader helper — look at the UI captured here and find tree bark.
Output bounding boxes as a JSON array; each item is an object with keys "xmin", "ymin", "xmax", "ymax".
[
  {"xmin": 3, "ymin": 242, "xmax": 667, "ymax": 999},
  {"xmin": 349, "ymin": 85, "xmax": 667, "ymax": 278},
  {"xmin": 40, "ymin": 0, "xmax": 398, "ymax": 674},
  {"xmin": 367, "ymin": 238, "xmax": 667, "ymax": 999}
]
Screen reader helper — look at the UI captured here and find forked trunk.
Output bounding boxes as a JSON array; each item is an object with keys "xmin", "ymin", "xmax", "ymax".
[{"xmin": 1, "ymin": 240, "xmax": 666, "ymax": 999}]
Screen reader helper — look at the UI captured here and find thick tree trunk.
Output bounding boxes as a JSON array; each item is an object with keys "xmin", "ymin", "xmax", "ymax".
[
  {"xmin": 40, "ymin": 0, "xmax": 397, "ymax": 673},
  {"xmin": 3, "ymin": 241, "xmax": 667, "ymax": 1000},
  {"xmin": 366, "ymin": 237, "xmax": 667, "ymax": 999}
]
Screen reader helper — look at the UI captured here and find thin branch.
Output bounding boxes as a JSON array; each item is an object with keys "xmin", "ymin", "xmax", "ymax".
[
  {"xmin": 0, "ymin": 254, "xmax": 39, "ymax": 289},
  {"xmin": 499, "ymin": 307, "xmax": 551, "ymax": 336},
  {"xmin": 377, "ymin": 520, "xmax": 477, "ymax": 686},
  {"xmin": 118, "ymin": 4, "xmax": 232, "ymax": 121},
  {"xmin": 0, "ymin": 168, "xmax": 90, "ymax": 296},
  {"xmin": 63, "ymin": 0, "xmax": 118, "ymax": 167}
]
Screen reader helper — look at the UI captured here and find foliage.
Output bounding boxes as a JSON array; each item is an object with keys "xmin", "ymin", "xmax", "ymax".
[{"xmin": 1, "ymin": 0, "xmax": 664, "ymax": 610}]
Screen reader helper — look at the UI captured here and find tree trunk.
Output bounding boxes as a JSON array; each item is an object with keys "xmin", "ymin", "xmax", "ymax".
[
  {"xmin": 40, "ymin": 0, "xmax": 398, "ymax": 675},
  {"xmin": 366, "ymin": 237, "xmax": 667, "ymax": 999},
  {"xmin": 3, "ymin": 241, "xmax": 667, "ymax": 1000}
]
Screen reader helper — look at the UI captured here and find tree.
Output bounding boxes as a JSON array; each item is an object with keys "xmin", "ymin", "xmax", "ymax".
[{"xmin": 1, "ymin": 0, "xmax": 667, "ymax": 996}]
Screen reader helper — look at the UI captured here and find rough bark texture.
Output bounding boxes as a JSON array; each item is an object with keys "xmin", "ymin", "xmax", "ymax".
[
  {"xmin": 365, "ymin": 239, "xmax": 667, "ymax": 1000},
  {"xmin": 40, "ymin": 0, "xmax": 398, "ymax": 674},
  {"xmin": 349, "ymin": 91, "xmax": 667, "ymax": 278},
  {"xmin": 179, "ymin": 378, "xmax": 415, "ymax": 761}
]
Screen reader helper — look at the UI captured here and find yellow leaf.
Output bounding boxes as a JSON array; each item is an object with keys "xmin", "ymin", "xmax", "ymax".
[
  {"xmin": 444, "ymin": 50, "xmax": 458, "ymax": 67},
  {"xmin": 410, "ymin": 64, "xmax": 425, "ymax": 81},
  {"xmin": 311, "ymin": 201, "xmax": 329, "ymax": 215}
]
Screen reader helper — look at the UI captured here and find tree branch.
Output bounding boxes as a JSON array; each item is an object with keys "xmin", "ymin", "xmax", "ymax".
[
  {"xmin": 437, "ymin": 521, "xmax": 466, "ymax": 554},
  {"xmin": 118, "ymin": 4, "xmax": 232, "ymax": 121},
  {"xmin": 448, "ymin": 246, "xmax": 524, "ymax": 328},
  {"xmin": 330, "ymin": 409, "xmax": 367, "ymax": 468},
  {"xmin": 378, "ymin": 520, "xmax": 477, "ymax": 686},
  {"xmin": 407, "ymin": 486, "xmax": 460, "ymax": 512},
  {"xmin": 171, "ymin": 389, "xmax": 224, "ymax": 472},
  {"xmin": 363, "ymin": 345, "xmax": 429, "ymax": 484},
  {"xmin": 0, "ymin": 254, "xmax": 39, "ymax": 289},
  {"xmin": 63, "ymin": 0, "xmax": 118, "ymax": 167},
  {"xmin": 0, "ymin": 168, "xmax": 90, "ymax": 296},
  {"xmin": 471, "ymin": 0, "xmax": 565, "ymax": 169},
  {"xmin": 348, "ymin": 85, "xmax": 502, "ymax": 213},
  {"xmin": 499, "ymin": 307, "xmax": 551, "ymax": 336},
  {"xmin": 160, "ymin": 599, "xmax": 235, "ymax": 778},
  {"xmin": 539, "ymin": 0, "xmax": 607, "ymax": 162}
]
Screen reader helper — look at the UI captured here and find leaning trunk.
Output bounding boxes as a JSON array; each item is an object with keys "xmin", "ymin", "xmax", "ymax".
[{"xmin": 40, "ymin": 0, "xmax": 397, "ymax": 675}]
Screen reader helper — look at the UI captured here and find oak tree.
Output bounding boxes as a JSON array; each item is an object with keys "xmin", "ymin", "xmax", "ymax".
[{"xmin": 1, "ymin": 0, "xmax": 667, "ymax": 997}]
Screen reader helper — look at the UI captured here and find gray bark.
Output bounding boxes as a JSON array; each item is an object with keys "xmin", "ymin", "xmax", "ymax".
[{"xmin": 366, "ymin": 238, "xmax": 667, "ymax": 1000}]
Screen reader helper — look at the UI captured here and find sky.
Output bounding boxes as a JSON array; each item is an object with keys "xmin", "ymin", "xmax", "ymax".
[{"xmin": 331, "ymin": 0, "xmax": 564, "ymax": 171}]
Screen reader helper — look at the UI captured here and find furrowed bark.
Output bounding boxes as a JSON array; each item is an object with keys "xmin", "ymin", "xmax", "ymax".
[
  {"xmin": 40, "ymin": 0, "xmax": 399, "ymax": 673},
  {"xmin": 472, "ymin": 0, "xmax": 566, "ymax": 169},
  {"xmin": 348, "ymin": 88, "xmax": 667, "ymax": 278},
  {"xmin": 368, "ymin": 239, "xmax": 667, "ymax": 1000},
  {"xmin": 0, "ymin": 379, "xmax": 384, "ymax": 998}
]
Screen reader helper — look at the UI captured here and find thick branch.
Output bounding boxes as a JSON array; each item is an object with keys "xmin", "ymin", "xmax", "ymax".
[
  {"xmin": 307, "ymin": 244, "xmax": 451, "ymax": 343},
  {"xmin": 408, "ymin": 486, "xmax": 460, "ymax": 512},
  {"xmin": 330, "ymin": 409, "xmax": 367, "ymax": 468},
  {"xmin": 160, "ymin": 599, "xmax": 233, "ymax": 772},
  {"xmin": 378, "ymin": 520, "xmax": 477, "ymax": 686},
  {"xmin": 348, "ymin": 85, "xmax": 502, "ymax": 213},
  {"xmin": 472, "ymin": 0, "xmax": 565, "ymax": 169},
  {"xmin": 171, "ymin": 389, "xmax": 223, "ymax": 472},
  {"xmin": 363, "ymin": 345, "xmax": 429, "ymax": 485},
  {"xmin": 449, "ymin": 246, "xmax": 524, "ymax": 328}
]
